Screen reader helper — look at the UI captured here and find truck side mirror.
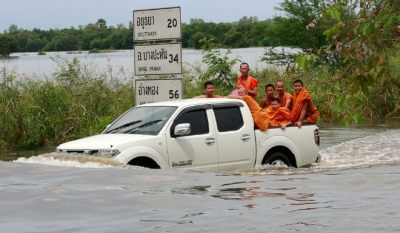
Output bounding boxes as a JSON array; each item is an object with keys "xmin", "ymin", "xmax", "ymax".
[{"xmin": 174, "ymin": 123, "xmax": 191, "ymax": 136}]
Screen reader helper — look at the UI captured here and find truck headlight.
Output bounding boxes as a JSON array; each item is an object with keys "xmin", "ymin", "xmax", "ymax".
[{"xmin": 97, "ymin": 149, "xmax": 120, "ymax": 158}]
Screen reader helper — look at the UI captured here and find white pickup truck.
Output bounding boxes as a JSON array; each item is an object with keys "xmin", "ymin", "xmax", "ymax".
[{"xmin": 56, "ymin": 98, "xmax": 321, "ymax": 172}]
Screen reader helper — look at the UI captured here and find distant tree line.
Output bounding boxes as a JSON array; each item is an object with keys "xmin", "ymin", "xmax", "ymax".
[{"xmin": 0, "ymin": 6, "xmax": 333, "ymax": 57}]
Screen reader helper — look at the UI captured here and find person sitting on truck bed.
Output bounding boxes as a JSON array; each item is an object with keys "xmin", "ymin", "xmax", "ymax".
[
  {"xmin": 227, "ymin": 88, "xmax": 270, "ymax": 131},
  {"xmin": 265, "ymin": 98, "xmax": 291, "ymax": 130},
  {"xmin": 289, "ymin": 79, "xmax": 319, "ymax": 128},
  {"xmin": 260, "ymin": 84, "xmax": 276, "ymax": 109},
  {"xmin": 275, "ymin": 80, "xmax": 293, "ymax": 110},
  {"xmin": 193, "ymin": 81, "xmax": 222, "ymax": 98}
]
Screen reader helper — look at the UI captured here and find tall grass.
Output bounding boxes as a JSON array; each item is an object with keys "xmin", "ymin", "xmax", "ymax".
[
  {"xmin": 1, "ymin": 50, "xmax": 399, "ymax": 150},
  {"xmin": 1, "ymin": 56, "xmax": 135, "ymax": 149}
]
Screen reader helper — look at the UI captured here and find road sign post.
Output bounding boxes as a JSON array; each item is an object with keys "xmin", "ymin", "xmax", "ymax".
[
  {"xmin": 135, "ymin": 79, "xmax": 182, "ymax": 105},
  {"xmin": 133, "ymin": 6, "xmax": 182, "ymax": 105},
  {"xmin": 134, "ymin": 42, "xmax": 182, "ymax": 76},
  {"xmin": 133, "ymin": 7, "xmax": 181, "ymax": 41}
]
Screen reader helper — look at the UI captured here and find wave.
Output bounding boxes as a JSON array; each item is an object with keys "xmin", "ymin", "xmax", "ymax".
[{"xmin": 14, "ymin": 152, "xmax": 145, "ymax": 170}]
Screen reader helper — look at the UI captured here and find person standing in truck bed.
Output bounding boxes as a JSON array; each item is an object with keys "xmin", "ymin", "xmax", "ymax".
[{"xmin": 236, "ymin": 62, "xmax": 258, "ymax": 100}]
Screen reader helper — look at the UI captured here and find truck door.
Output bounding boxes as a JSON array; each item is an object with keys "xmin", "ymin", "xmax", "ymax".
[
  {"xmin": 212, "ymin": 103, "xmax": 255, "ymax": 172},
  {"xmin": 166, "ymin": 106, "xmax": 218, "ymax": 172}
]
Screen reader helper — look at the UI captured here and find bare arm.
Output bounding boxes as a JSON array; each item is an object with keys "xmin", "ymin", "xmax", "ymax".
[
  {"xmin": 248, "ymin": 86, "xmax": 258, "ymax": 97},
  {"xmin": 260, "ymin": 97, "xmax": 267, "ymax": 109},
  {"xmin": 281, "ymin": 121, "xmax": 292, "ymax": 130},
  {"xmin": 296, "ymin": 101, "xmax": 309, "ymax": 128},
  {"xmin": 284, "ymin": 98, "xmax": 292, "ymax": 109}
]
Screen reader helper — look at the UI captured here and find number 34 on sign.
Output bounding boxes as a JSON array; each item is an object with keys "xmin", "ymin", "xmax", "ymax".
[{"xmin": 134, "ymin": 43, "xmax": 182, "ymax": 76}]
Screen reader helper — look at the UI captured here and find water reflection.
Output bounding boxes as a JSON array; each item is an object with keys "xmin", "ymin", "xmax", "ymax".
[{"xmin": 170, "ymin": 183, "xmax": 289, "ymax": 203}]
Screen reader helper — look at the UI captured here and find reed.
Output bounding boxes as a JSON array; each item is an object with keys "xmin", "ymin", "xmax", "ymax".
[{"xmin": 1, "ymin": 57, "xmax": 135, "ymax": 149}]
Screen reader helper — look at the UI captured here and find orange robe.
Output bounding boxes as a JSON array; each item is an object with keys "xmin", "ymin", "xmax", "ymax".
[
  {"xmin": 236, "ymin": 75, "xmax": 258, "ymax": 100},
  {"xmin": 207, "ymin": 95, "xmax": 221, "ymax": 98},
  {"xmin": 241, "ymin": 96, "xmax": 269, "ymax": 131},
  {"xmin": 278, "ymin": 92, "xmax": 293, "ymax": 110},
  {"xmin": 290, "ymin": 87, "xmax": 319, "ymax": 124},
  {"xmin": 265, "ymin": 106, "xmax": 291, "ymax": 126}
]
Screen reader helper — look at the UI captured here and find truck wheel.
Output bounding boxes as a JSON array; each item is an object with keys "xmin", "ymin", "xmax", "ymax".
[{"xmin": 265, "ymin": 152, "xmax": 292, "ymax": 167}]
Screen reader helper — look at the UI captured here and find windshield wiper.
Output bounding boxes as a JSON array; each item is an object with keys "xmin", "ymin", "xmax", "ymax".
[
  {"xmin": 124, "ymin": 120, "xmax": 162, "ymax": 134},
  {"xmin": 105, "ymin": 120, "xmax": 142, "ymax": 134}
]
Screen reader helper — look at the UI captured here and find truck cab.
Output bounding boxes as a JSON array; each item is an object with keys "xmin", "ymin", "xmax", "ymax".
[{"xmin": 56, "ymin": 99, "xmax": 320, "ymax": 172}]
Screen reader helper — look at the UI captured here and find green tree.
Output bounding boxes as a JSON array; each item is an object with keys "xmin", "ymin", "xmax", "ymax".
[
  {"xmin": 296, "ymin": 0, "xmax": 400, "ymax": 92},
  {"xmin": 274, "ymin": 0, "xmax": 337, "ymax": 49},
  {"xmin": 250, "ymin": 20, "xmax": 273, "ymax": 46},
  {"xmin": 188, "ymin": 31, "xmax": 206, "ymax": 49},
  {"xmin": 95, "ymin": 18, "xmax": 107, "ymax": 30},
  {"xmin": 199, "ymin": 38, "xmax": 241, "ymax": 89},
  {"xmin": 8, "ymin": 24, "xmax": 18, "ymax": 33},
  {"xmin": 223, "ymin": 28, "xmax": 243, "ymax": 47},
  {"xmin": 234, "ymin": 16, "xmax": 259, "ymax": 47},
  {"xmin": 54, "ymin": 35, "xmax": 79, "ymax": 51},
  {"xmin": 80, "ymin": 25, "xmax": 98, "ymax": 50},
  {"xmin": 0, "ymin": 34, "xmax": 19, "ymax": 56},
  {"xmin": 89, "ymin": 38, "xmax": 102, "ymax": 50}
]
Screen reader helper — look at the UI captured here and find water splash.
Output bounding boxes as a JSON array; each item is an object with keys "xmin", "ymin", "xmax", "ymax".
[{"xmin": 14, "ymin": 152, "xmax": 141, "ymax": 169}]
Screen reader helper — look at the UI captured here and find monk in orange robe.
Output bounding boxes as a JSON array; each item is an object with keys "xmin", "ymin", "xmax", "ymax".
[
  {"xmin": 228, "ymin": 88, "xmax": 269, "ymax": 131},
  {"xmin": 260, "ymin": 84, "xmax": 276, "ymax": 109},
  {"xmin": 275, "ymin": 81, "xmax": 293, "ymax": 110},
  {"xmin": 236, "ymin": 62, "xmax": 258, "ymax": 100},
  {"xmin": 265, "ymin": 98, "xmax": 291, "ymax": 130},
  {"xmin": 289, "ymin": 80, "xmax": 319, "ymax": 128}
]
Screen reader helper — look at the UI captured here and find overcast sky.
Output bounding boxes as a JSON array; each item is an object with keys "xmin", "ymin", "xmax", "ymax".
[{"xmin": 1, "ymin": 0, "xmax": 284, "ymax": 32}]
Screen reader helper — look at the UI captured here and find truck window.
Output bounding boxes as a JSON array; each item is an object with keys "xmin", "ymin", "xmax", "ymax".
[
  {"xmin": 103, "ymin": 106, "xmax": 177, "ymax": 135},
  {"xmin": 213, "ymin": 107, "xmax": 244, "ymax": 132},
  {"xmin": 173, "ymin": 109, "xmax": 209, "ymax": 136}
]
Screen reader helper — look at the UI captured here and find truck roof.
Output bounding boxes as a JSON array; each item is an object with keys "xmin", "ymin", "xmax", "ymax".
[{"xmin": 137, "ymin": 98, "xmax": 245, "ymax": 108}]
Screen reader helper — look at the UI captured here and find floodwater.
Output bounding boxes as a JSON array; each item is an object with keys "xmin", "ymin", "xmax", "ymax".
[
  {"xmin": 2, "ymin": 49, "xmax": 400, "ymax": 232},
  {"xmin": 0, "ymin": 47, "xmax": 272, "ymax": 78},
  {"xmin": 1, "ymin": 118, "xmax": 400, "ymax": 233}
]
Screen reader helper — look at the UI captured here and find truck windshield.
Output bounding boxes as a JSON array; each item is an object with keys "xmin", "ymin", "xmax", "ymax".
[{"xmin": 103, "ymin": 106, "xmax": 177, "ymax": 135}]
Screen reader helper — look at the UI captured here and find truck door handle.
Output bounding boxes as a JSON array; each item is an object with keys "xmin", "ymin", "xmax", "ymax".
[
  {"xmin": 241, "ymin": 134, "xmax": 251, "ymax": 142},
  {"xmin": 205, "ymin": 137, "xmax": 216, "ymax": 146}
]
